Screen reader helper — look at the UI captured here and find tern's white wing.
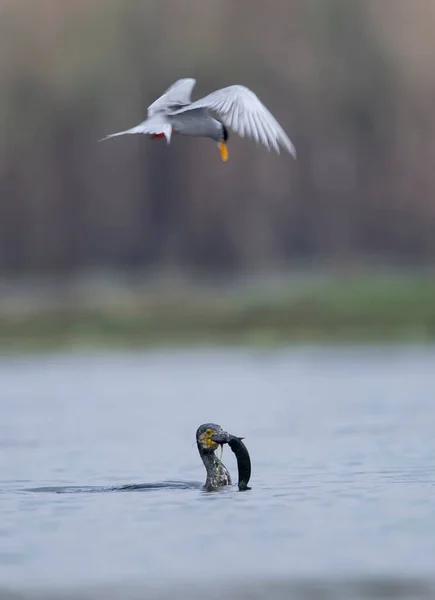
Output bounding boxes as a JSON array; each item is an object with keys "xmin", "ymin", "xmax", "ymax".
[
  {"xmin": 99, "ymin": 119, "xmax": 172, "ymax": 143},
  {"xmin": 147, "ymin": 78, "xmax": 196, "ymax": 117},
  {"xmin": 171, "ymin": 85, "xmax": 296, "ymax": 157}
]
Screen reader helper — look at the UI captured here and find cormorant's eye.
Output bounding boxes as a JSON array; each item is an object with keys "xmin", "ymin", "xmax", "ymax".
[{"xmin": 206, "ymin": 428, "xmax": 213, "ymax": 436}]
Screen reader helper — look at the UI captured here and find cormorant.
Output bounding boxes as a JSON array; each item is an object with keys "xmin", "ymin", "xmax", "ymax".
[{"xmin": 196, "ymin": 423, "xmax": 251, "ymax": 492}]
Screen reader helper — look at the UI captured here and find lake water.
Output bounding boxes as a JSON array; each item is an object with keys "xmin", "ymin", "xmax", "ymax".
[{"xmin": 1, "ymin": 346, "xmax": 435, "ymax": 599}]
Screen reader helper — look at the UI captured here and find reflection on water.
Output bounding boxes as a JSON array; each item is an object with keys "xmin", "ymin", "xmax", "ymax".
[
  {"xmin": 25, "ymin": 481, "xmax": 202, "ymax": 493},
  {"xmin": 1, "ymin": 347, "xmax": 434, "ymax": 594}
]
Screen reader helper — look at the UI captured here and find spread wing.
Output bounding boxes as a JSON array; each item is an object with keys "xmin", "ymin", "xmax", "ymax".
[
  {"xmin": 147, "ymin": 78, "xmax": 196, "ymax": 117},
  {"xmin": 170, "ymin": 85, "xmax": 296, "ymax": 157}
]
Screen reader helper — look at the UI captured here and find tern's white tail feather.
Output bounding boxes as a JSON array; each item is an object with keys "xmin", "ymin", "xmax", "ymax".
[{"xmin": 99, "ymin": 120, "xmax": 172, "ymax": 144}]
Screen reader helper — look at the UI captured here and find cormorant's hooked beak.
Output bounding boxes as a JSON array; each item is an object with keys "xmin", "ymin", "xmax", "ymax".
[
  {"xmin": 210, "ymin": 431, "xmax": 244, "ymax": 445},
  {"xmin": 218, "ymin": 141, "xmax": 228, "ymax": 162}
]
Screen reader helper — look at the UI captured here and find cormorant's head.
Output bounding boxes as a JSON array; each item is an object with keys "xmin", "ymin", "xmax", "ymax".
[{"xmin": 196, "ymin": 423, "xmax": 227, "ymax": 453}]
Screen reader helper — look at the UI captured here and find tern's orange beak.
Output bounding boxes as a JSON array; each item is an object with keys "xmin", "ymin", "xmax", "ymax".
[{"xmin": 219, "ymin": 141, "xmax": 228, "ymax": 162}]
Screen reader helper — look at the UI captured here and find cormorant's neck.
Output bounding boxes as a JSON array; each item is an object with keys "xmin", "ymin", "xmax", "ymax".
[{"xmin": 197, "ymin": 445, "xmax": 231, "ymax": 491}]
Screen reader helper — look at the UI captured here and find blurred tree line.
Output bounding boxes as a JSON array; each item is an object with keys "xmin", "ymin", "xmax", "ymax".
[{"xmin": 1, "ymin": 0, "xmax": 435, "ymax": 275}]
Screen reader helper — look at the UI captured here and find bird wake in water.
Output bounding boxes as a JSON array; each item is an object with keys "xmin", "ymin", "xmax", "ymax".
[{"xmin": 23, "ymin": 423, "xmax": 251, "ymax": 494}]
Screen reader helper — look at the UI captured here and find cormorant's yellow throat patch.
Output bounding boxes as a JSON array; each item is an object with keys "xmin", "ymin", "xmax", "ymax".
[
  {"xmin": 219, "ymin": 141, "xmax": 228, "ymax": 162},
  {"xmin": 204, "ymin": 428, "xmax": 218, "ymax": 450}
]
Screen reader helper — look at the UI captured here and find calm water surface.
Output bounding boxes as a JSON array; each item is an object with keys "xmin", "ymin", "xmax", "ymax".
[{"xmin": 1, "ymin": 346, "xmax": 434, "ymax": 596}]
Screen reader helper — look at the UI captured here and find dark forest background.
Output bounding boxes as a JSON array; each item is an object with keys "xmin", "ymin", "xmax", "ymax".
[
  {"xmin": 2, "ymin": 0, "xmax": 435, "ymax": 349},
  {"xmin": 2, "ymin": 0, "xmax": 435, "ymax": 275}
]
